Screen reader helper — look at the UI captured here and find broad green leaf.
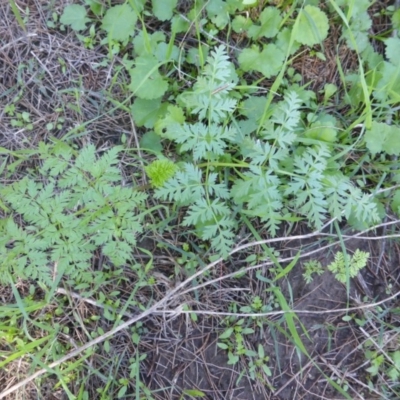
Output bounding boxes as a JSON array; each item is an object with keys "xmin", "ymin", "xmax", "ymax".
[
  {"xmin": 232, "ymin": 15, "xmax": 253, "ymax": 33},
  {"xmin": 154, "ymin": 42, "xmax": 180, "ymax": 62},
  {"xmin": 294, "ymin": 5, "xmax": 329, "ymax": 47},
  {"xmin": 139, "ymin": 131, "xmax": 163, "ymax": 153},
  {"xmin": 341, "ymin": 12, "xmax": 371, "ymax": 52},
  {"xmin": 323, "ymin": 83, "xmax": 338, "ymax": 103},
  {"xmin": 227, "ymin": 352, "xmax": 239, "ymax": 365},
  {"xmin": 85, "ymin": 0, "xmax": 105, "ymax": 16},
  {"xmin": 373, "ymin": 61, "xmax": 400, "ymax": 103},
  {"xmin": 155, "ymin": 105, "xmax": 185, "ymax": 135},
  {"xmin": 133, "ymin": 31, "xmax": 166, "ymax": 56},
  {"xmin": 365, "ymin": 121, "xmax": 400, "ymax": 156},
  {"xmin": 238, "ymin": 44, "xmax": 284, "ymax": 78},
  {"xmin": 238, "ymin": 47, "xmax": 260, "ymax": 71},
  {"xmin": 385, "ymin": 37, "xmax": 400, "ymax": 65},
  {"xmin": 101, "ymin": 4, "xmax": 137, "ymax": 42},
  {"xmin": 305, "ymin": 114, "xmax": 338, "ymax": 143},
  {"xmin": 171, "ymin": 15, "xmax": 189, "ymax": 33},
  {"xmin": 206, "ymin": 0, "xmax": 230, "ymax": 29},
  {"xmin": 130, "ymin": 98, "xmax": 163, "ymax": 128},
  {"xmin": 276, "ymin": 27, "xmax": 301, "ymax": 55},
  {"xmin": 152, "ymin": 0, "xmax": 177, "ymax": 21},
  {"xmin": 128, "ymin": 55, "xmax": 168, "ymax": 100},
  {"xmin": 248, "ymin": 7, "xmax": 282, "ymax": 39},
  {"xmin": 60, "ymin": 5, "xmax": 90, "ymax": 31}
]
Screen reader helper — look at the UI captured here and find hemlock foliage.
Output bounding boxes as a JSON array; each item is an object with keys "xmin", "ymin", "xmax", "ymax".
[
  {"xmin": 155, "ymin": 46, "xmax": 379, "ymax": 255},
  {"xmin": 0, "ymin": 143, "xmax": 147, "ymax": 285}
]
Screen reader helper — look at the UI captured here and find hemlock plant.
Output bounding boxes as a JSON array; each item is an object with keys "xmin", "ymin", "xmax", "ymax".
[
  {"xmin": 153, "ymin": 46, "xmax": 380, "ymax": 256},
  {"xmin": 0, "ymin": 46, "xmax": 383, "ymax": 287},
  {"xmin": 2, "ymin": 0, "xmax": 399, "ymax": 285},
  {"xmin": 0, "ymin": 143, "xmax": 148, "ymax": 286}
]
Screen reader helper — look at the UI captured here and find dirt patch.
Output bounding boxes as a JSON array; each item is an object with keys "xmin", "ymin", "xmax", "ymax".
[{"xmin": 132, "ymin": 230, "xmax": 400, "ymax": 400}]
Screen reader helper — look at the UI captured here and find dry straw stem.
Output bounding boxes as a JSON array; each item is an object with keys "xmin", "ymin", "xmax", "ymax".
[{"xmin": 2, "ymin": 218, "xmax": 400, "ymax": 398}]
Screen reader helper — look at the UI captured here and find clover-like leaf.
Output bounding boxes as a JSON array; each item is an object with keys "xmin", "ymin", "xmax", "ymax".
[{"xmin": 60, "ymin": 5, "xmax": 90, "ymax": 31}]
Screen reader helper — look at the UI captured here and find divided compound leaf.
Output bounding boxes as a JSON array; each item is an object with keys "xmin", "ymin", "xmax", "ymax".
[
  {"xmin": 155, "ymin": 163, "xmax": 205, "ymax": 204},
  {"xmin": 0, "ymin": 145, "xmax": 148, "ymax": 286},
  {"xmin": 145, "ymin": 159, "xmax": 177, "ymax": 188}
]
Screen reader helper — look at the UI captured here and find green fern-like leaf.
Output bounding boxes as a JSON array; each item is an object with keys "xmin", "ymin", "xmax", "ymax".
[
  {"xmin": 285, "ymin": 145, "xmax": 330, "ymax": 229},
  {"xmin": 0, "ymin": 143, "xmax": 148, "ymax": 286},
  {"xmin": 327, "ymin": 250, "xmax": 369, "ymax": 283},
  {"xmin": 145, "ymin": 159, "xmax": 177, "ymax": 188},
  {"xmin": 155, "ymin": 163, "xmax": 205, "ymax": 204}
]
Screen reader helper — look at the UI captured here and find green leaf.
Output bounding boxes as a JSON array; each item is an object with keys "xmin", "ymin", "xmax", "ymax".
[
  {"xmin": 130, "ymin": 98, "xmax": 163, "ymax": 128},
  {"xmin": 117, "ymin": 385, "xmax": 127, "ymax": 399},
  {"xmin": 385, "ymin": 37, "xmax": 400, "ymax": 65},
  {"xmin": 206, "ymin": 0, "xmax": 230, "ymax": 29},
  {"xmin": 248, "ymin": 7, "xmax": 282, "ymax": 39},
  {"xmin": 238, "ymin": 44, "xmax": 285, "ymax": 78},
  {"xmin": 294, "ymin": 5, "xmax": 329, "ymax": 47},
  {"xmin": 365, "ymin": 121, "xmax": 400, "ymax": 156},
  {"xmin": 128, "ymin": 55, "xmax": 168, "ymax": 100},
  {"xmin": 182, "ymin": 389, "xmax": 205, "ymax": 398},
  {"xmin": 232, "ymin": 15, "xmax": 252, "ymax": 33},
  {"xmin": 219, "ymin": 327, "xmax": 234, "ymax": 339},
  {"xmin": 391, "ymin": 190, "xmax": 400, "ymax": 216},
  {"xmin": 262, "ymin": 364, "xmax": 272, "ymax": 376},
  {"xmin": 145, "ymin": 159, "xmax": 177, "ymax": 188},
  {"xmin": 132, "ymin": 31, "xmax": 166, "ymax": 56},
  {"xmin": 139, "ymin": 131, "xmax": 163, "ymax": 153},
  {"xmin": 305, "ymin": 114, "xmax": 338, "ymax": 143},
  {"xmin": 155, "ymin": 105, "xmax": 185, "ymax": 135},
  {"xmin": 152, "ymin": 0, "xmax": 177, "ymax": 21},
  {"xmin": 227, "ymin": 352, "xmax": 239, "ymax": 365},
  {"xmin": 101, "ymin": 4, "xmax": 137, "ymax": 42},
  {"xmin": 393, "ymin": 8, "xmax": 400, "ymax": 30},
  {"xmin": 342, "ymin": 12, "xmax": 371, "ymax": 53},
  {"xmin": 85, "ymin": 0, "xmax": 105, "ymax": 16},
  {"xmin": 60, "ymin": 5, "xmax": 90, "ymax": 31}
]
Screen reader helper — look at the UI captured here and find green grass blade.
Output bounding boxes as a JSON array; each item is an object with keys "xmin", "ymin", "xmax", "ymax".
[{"xmin": 9, "ymin": 0, "xmax": 26, "ymax": 31}]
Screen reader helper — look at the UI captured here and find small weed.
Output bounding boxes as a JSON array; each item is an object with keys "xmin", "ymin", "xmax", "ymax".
[
  {"xmin": 327, "ymin": 249, "xmax": 369, "ymax": 283},
  {"xmin": 303, "ymin": 260, "xmax": 324, "ymax": 284}
]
